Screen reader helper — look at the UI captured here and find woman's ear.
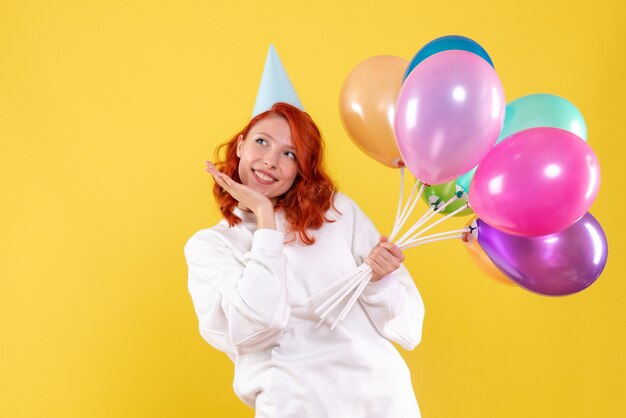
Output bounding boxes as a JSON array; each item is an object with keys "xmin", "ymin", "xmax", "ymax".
[{"xmin": 235, "ymin": 135, "xmax": 244, "ymax": 158}]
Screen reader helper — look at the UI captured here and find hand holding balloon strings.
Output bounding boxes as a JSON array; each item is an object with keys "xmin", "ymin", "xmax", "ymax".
[{"xmin": 308, "ymin": 169, "xmax": 471, "ymax": 328}]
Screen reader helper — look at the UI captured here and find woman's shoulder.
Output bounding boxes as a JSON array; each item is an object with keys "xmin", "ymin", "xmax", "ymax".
[
  {"xmin": 331, "ymin": 191, "xmax": 356, "ymax": 209},
  {"xmin": 184, "ymin": 225, "xmax": 221, "ymax": 255},
  {"xmin": 184, "ymin": 220, "xmax": 240, "ymax": 257},
  {"xmin": 330, "ymin": 191, "xmax": 363, "ymax": 217}
]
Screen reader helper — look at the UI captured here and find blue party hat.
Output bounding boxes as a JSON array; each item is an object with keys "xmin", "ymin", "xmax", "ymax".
[{"xmin": 252, "ymin": 45, "xmax": 304, "ymax": 117}]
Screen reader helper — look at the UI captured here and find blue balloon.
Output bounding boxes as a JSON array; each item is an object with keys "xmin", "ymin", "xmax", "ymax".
[
  {"xmin": 456, "ymin": 166, "xmax": 477, "ymax": 194},
  {"xmin": 403, "ymin": 35, "xmax": 495, "ymax": 81},
  {"xmin": 498, "ymin": 93, "xmax": 587, "ymax": 142}
]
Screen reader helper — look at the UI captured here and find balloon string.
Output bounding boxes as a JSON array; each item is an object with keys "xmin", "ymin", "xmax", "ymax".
[
  {"xmin": 331, "ymin": 268, "xmax": 373, "ymax": 330},
  {"xmin": 311, "ymin": 179, "xmax": 470, "ymax": 329},
  {"xmin": 393, "ymin": 199, "xmax": 436, "ymax": 243},
  {"xmin": 389, "ymin": 181, "xmax": 425, "ymax": 242},
  {"xmin": 390, "ymin": 177, "xmax": 418, "ymax": 241},
  {"xmin": 314, "ymin": 274, "xmax": 363, "ymax": 322},
  {"xmin": 397, "ymin": 200, "xmax": 432, "ymax": 242},
  {"xmin": 394, "ymin": 195, "xmax": 460, "ymax": 247},
  {"xmin": 315, "ymin": 263, "xmax": 369, "ymax": 318},
  {"xmin": 400, "ymin": 234, "xmax": 465, "ymax": 250},
  {"xmin": 315, "ymin": 264, "xmax": 366, "ymax": 313},
  {"xmin": 399, "ymin": 228, "xmax": 470, "ymax": 248},
  {"xmin": 323, "ymin": 229, "xmax": 468, "ymax": 329},
  {"xmin": 300, "ymin": 263, "xmax": 368, "ymax": 306},
  {"xmin": 315, "ymin": 276, "xmax": 364, "ymax": 328},
  {"xmin": 324, "ymin": 228, "xmax": 469, "ymax": 328},
  {"xmin": 390, "ymin": 166, "xmax": 405, "ymax": 236},
  {"xmin": 397, "ymin": 203, "xmax": 469, "ymax": 247},
  {"xmin": 392, "ymin": 181, "xmax": 424, "ymax": 241}
]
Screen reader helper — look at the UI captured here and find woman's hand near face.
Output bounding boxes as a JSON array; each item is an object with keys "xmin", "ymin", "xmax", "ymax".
[
  {"xmin": 366, "ymin": 236, "xmax": 405, "ymax": 282},
  {"xmin": 205, "ymin": 161, "xmax": 277, "ymax": 230}
]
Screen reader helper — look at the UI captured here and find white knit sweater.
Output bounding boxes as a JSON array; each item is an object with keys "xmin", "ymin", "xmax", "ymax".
[{"xmin": 185, "ymin": 192, "xmax": 425, "ymax": 417}]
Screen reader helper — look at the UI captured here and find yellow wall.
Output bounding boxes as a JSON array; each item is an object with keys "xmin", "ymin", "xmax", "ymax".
[{"xmin": 1, "ymin": 0, "xmax": 624, "ymax": 417}]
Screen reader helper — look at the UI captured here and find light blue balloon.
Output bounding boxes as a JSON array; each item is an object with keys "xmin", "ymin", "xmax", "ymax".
[
  {"xmin": 403, "ymin": 35, "xmax": 494, "ymax": 81},
  {"xmin": 498, "ymin": 93, "xmax": 587, "ymax": 142},
  {"xmin": 456, "ymin": 93, "xmax": 588, "ymax": 195},
  {"xmin": 456, "ymin": 166, "xmax": 477, "ymax": 193}
]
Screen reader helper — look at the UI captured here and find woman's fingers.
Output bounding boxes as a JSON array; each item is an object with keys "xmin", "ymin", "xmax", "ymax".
[
  {"xmin": 204, "ymin": 161, "xmax": 272, "ymax": 213},
  {"xmin": 379, "ymin": 241, "xmax": 405, "ymax": 262},
  {"xmin": 205, "ymin": 162, "xmax": 224, "ymax": 183},
  {"xmin": 372, "ymin": 243, "xmax": 402, "ymax": 266},
  {"xmin": 206, "ymin": 161, "xmax": 235, "ymax": 191},
  {"xmin": 367, "ymin": 240, "xmax": 404, "ymax": 282},
  {"xmin": 205, "ymin": 161, "xmax": 219, "ymax": 175},
  {"xmin": 377, "ymin": 235, "xmax": 405, "ymax": 262},
  {"xmin": 374, "ymin": 249, "xmax": 400, "ymax": 271},
  {"xmin": 385, "ymin": 248, "xmax": 402, "ymax": 267},
  {"xmin": 366, "ymin": 257, "xmax": 385, "ymax": 281}
]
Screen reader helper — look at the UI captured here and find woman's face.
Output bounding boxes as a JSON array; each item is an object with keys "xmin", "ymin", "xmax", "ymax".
[{"xmin": 236, "ymin": 114, "xmax": 299, "ymax": 204}]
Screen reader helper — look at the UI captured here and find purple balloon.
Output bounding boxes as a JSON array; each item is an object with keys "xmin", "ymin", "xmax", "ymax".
[
  {"xmin": 476, "ymin": 214, "xmax": 608, "ymax": 296},
  {"xmin": 395, "ymin": 50, "xmax": 505, "ymax": 185}
]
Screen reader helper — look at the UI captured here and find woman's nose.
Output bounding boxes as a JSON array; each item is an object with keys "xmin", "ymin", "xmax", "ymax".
[{"xmin": 263, "ymin": 151, "xmax": 278, "ymax": 167}]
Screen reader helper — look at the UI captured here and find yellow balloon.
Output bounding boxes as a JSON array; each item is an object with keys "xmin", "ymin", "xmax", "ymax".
[
  {"xmin": 463, "ymin": 218, "xmax": 516, "ymax": 286},
  {"xmin": 339, "ymin": 55, "xmax": 407, "ymax": 168}
]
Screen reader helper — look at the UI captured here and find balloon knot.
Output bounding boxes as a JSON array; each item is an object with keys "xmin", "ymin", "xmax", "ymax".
[{"xmin": 430, "ymin": 198, "xmax": 442, "ymax": 211}]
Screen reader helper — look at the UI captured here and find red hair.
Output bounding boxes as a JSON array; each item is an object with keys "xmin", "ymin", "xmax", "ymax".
[{"xmin": 213, "ymin": 102, "xmax": 338, "ymax": 245}]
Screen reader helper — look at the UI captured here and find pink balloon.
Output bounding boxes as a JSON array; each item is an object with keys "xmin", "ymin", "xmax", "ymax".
[
  {"xmin": 469, "ymin": 127, "xmax": 601, "ymax": 236},
  {"xmin": 394, "ymin": 50, "xmax": 505, "ymax": 184}
]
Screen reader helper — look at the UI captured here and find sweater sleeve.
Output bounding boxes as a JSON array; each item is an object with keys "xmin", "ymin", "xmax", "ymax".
[
  {"xmin": 341, "ymin": 194, "xmax": 425, "ymax": 351},
  {"xmin": 185, "ymin": 228, "xmax": 290, "ymax": 356}
]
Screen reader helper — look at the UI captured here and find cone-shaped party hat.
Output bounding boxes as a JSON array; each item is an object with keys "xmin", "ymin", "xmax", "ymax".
[{"xmin": 252, "ymin": 44, "xmax": 304, "ymax": 117}]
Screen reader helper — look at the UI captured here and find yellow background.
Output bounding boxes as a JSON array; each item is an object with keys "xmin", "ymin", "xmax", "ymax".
[{"xmin": 1, "ymin": 0, "xmax": 624, "ymax": 417}]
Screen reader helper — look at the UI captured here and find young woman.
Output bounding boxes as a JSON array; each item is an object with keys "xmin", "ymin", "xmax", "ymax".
[{"xmin": 185, "ymin": 102, "xmax": 425, "ymax": 417}]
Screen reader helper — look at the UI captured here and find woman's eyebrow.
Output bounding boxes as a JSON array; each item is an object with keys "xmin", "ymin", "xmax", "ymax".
[
  {"xmin": 254, "ymin": 132, "xmax": 275, "ymax": 140},
  {"xmin": 255, "ymin": 132, "xmax": 295, "ymax": 151}
]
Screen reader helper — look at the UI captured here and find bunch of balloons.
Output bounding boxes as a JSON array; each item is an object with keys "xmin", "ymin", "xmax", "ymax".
[{"xmin": 339, "ymin": 35, "xmax": 607, "ymax": 297}]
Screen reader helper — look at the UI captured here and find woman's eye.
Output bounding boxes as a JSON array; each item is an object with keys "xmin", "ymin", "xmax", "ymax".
[
  {"xmin": 284, "ymin": 151, "xmax": 296, "ymax": 159},
  {"xmin": 255, "ymin": 138, "xmax": 267, "ymax": 145}
]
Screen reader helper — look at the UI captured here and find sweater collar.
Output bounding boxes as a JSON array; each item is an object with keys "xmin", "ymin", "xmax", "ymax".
[
  {"xmin": 233, "ymin": 206, "xmax": 257, "ymax": 224},
  {"xmin": 233, "ymin": 206, "xmax": 287, "ymax": 234}
]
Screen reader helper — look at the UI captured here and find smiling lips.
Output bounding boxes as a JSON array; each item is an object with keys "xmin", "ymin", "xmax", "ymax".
[{"xmin": 253, "ymin": 169, "xmax": 277, "ymax": 185}]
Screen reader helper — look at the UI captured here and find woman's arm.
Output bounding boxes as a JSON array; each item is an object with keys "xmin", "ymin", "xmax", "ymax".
[
  {"xmin": 185, "ymin": 228, "xmax": 290, "ymax": 356},
  {"xmin": 358, "ymin": 264, "xmax": 425, "ymax": 350},
  {"xmin": 339, "ymin": 194, "xmax": 425, "ymax": 350}
]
